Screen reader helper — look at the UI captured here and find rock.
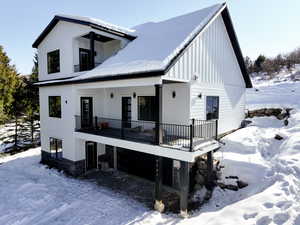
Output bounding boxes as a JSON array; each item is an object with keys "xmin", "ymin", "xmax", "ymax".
[
  {"xmin": 275, "ymin": 134, "xmax": 284, "ymax": 140},
  {"xmin": 179, "ymin": 210, "xmax": 189, "ymax": 218},
  {"xmin": 225, "ymin": 184, "xmax": 239, "ymax": 191},
  {"xmin": 195, "ymin": 173, "xmax": 205, "ymax": 184},
  {"xmin": 194, "ymin": 183, "xmax": 203, "ymax": 191},
  {"xmin": 276, "ymin": 113, "xmax": 287, "ymax": 120},
  {"xmin": 284, "ymin": 119, "xmax": 289, "ymax": 126},
  {"xmin": 217, "ymin": 182, "xmax": 226, "ymax": 189},
  {"xmin": 237, "ymin": 180, "xmax": 248, "ymax": 189},
  {"xmin": 241, "ymin": 120, "xmax": 252, "ymax": 128},
  {"xmin": 225, "ymin": 176, "xmax": 239, "ymax": 179},
  {"xmin": 154, "ymin": 200, "xmax": 165, "ymax": 213},
  {"xmin": 204, "ymin": 190, "xmax": 212, "ymax": 201}
]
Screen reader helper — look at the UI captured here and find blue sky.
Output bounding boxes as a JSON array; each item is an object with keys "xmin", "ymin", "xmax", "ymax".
[{"xmin": 1, "ymin": 0, "xmax": 299, "ymax": 74}]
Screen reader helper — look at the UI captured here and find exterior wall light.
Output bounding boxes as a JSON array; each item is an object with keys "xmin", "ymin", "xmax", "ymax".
[
  {"xmin": 110, "ymin": 93, "xmax": 114, "ymax": 98},
  {"xmin": 133, "ymin": 92, "xmax": 136, "ymax": 98},
  {"xmin": 198, "ymin": 93, "xmax": 202, "ymax": 99},
  {"xmin": 172, "ymin": 91, "xmax": 176, "ymax": 98}
]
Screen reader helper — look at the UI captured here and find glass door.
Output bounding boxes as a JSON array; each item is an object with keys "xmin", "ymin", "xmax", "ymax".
[
  {"xmin": 122, "ymin": 97, "xmax": 132, "ymax": 128},
  {"xmin": 81, "ymin": 97, "xmax": 93, "ymax": 129}
]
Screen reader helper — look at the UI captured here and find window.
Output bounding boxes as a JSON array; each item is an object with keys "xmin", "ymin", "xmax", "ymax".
[
  {"xmin": 49, "ymin": 96, "xmax": 61, "ymax": 118},
  {"xmin": 47, "ymin": 50, "xmax": 60, "ymax": 74},
  {"xmin": 206, "ymin": 96, "xmax": 219, "ymax": 120},
  {"xmin": 50, "ymin": 138, "xmax": 62, "ymax": 159},
  {"xmin": 138, "ymin": 96, "xmax": 156, "ymax": 121}
]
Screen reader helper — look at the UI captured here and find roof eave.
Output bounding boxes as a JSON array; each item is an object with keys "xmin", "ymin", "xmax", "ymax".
[
  {"xmin": 32, "ymin": 15, "xmax": 136, "ymax": 48},
  {"xmin": 221, "ymin": 7, "xmax": 253, "ymax": 88}
]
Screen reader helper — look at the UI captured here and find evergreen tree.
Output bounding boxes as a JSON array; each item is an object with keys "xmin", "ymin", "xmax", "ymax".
[
  {"xmin": 24, "ymin": 53, "xmax": 39, "ymax": 144},
  {"xmin": 254, "ymin": 55, "xmax": 266, "ymax": 72},
  {"xmin": 0, "ymin": 46, "xmax": 19, "ymax": 123}
]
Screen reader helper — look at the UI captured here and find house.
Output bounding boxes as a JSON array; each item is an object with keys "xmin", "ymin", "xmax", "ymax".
[{"xmin": 33, "ymin": 3, "xmax": 252, "ymax": 216}]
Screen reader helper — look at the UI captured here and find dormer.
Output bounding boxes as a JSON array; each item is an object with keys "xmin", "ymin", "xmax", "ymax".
[{"xmin": 32, "ymin": 15, "xmax": 136, "ymax": 81}]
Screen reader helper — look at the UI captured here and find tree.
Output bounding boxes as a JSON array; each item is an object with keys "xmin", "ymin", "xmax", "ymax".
[
  {"xmin": 6, "ymin": 77, "xmax": 26, "ymax": 149},
  {"xmin": 244, "ymin": 56, "xmax": 254, "ymax": 74},
  {"xmin": 254, "ymin": 55, "xmax": 266, "ymax": 72},
  {"xmin": 24, "ymin": 52, "xmax": 39, "ymax": 145},
  {"xmin": 0, "ymin": 46, "xmax": 19, "ymax": 123}
]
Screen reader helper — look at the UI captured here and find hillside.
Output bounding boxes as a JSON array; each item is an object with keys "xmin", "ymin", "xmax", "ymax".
[{"xmin": 0, "ymin": 76, "xmax": 300, "ymax": 224}]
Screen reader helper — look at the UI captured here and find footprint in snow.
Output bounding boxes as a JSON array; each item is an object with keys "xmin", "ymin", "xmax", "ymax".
[
  {"xmin": 243, "ymin": 212, "xmax": 258, "ymax": 220},
  {"xmin": 263, "ymin": 202, "xmax": 274, "ymax": 209},
  {"xmin": 273, "ymin": 212, "xmax": 290, "ymax": 225},
  {"xmin": 275, "ymin": 201, "xmax": 292, "ymax": 210},
  {"xmin": 256, "ymin": 216, "xmax": 272, "ymax": 225}
]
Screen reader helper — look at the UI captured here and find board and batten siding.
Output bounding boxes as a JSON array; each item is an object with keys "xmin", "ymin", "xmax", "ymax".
[{"xmin": 165, "ymin": 14, "xmax": 246, "ymax": 134}]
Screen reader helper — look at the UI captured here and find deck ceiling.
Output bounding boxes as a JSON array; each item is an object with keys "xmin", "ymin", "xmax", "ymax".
[{"xmin": 82, "ymin": 33, "xmax": 114, "ymax": 42}]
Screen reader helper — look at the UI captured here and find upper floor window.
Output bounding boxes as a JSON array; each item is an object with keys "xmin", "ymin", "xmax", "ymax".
[
  {"xmin": 206, "ymin": 96, "xmax": 219, "ymax": 120},
  {"xmin": 138, "ymin": 96, "xmax": 156, "ymax": 121},
  {"xmin": 50, "ymin": 137, "xmax": 62, "ymax": 159},
  {"xmin": 49, "ymin": 96, "xmax": 61, "ymax": 118},
  {"xmin": 47, "ymin": 50, "xmax": 60, "ymax": 74}
]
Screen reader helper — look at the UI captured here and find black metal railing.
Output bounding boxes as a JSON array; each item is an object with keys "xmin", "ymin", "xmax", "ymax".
[
  {"xmin": 74, "ymin": 62, "xmax": 102, "ymax": 72},
  {"xmin": 75, "ymin": 115, "xmax": 217, "ymax": 152}
]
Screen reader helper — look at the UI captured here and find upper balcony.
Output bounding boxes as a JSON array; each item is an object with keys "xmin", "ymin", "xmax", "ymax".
[{"xmin": 73, "ymin": 32, "xmax": 122, "ymax": 73}]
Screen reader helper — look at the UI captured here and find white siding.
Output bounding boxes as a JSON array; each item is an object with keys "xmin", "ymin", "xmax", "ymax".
[
  {"xmin": 37, "ymin": 21, "xmax": 129, "ymax": 81},
  {"xmin": 39, "ymin": 85, "xmax": 77, "ymax": 161},
  {"xmin": 165, "ymin": 14, "xmax": 246, "ymax": 134}
]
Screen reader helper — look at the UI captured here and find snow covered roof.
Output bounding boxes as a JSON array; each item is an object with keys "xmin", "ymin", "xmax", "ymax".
[
  {"xmin": 73, "ymin": 3, "xmax": 224, "ymax": 81},
  {"xmin": 35, "ymin": 3, "xmax": 252, "ymax": 88}
]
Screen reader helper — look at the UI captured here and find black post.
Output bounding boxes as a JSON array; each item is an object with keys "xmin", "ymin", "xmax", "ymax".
[
  {"xmin": 89, "ymin": 32, "xmax": 95, "ymax": 69},
  {"xmin": 206, "ymin": 151, "xmax": 214, "ymax": 190},
  {"xmin": 215, "ymin": 120, "xmax": 218, "ymax": 140},
  {"xmin": 189, "ymin": 124, "xmax": 193, "ymax": 152},
  {"xmin": 95, "ymin": 117, "xmax": 98, "ymax": 130},
  {"xmin": 155, "ymin": 84, "xmax": 162, "ymax": 145},
  {"xmin": 180, "ymin": 161, "xmax": 189, "ymax": 217},
  {"xmin": 154, "ymin": 156, "xmax": 165, "ymax": 212},
  {"xmin": 121, "ymin": 120, "xmax": 124, "ymax": 139}
]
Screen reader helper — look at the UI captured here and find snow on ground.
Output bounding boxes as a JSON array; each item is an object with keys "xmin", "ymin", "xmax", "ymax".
[{"xmin": 1, "ymin": 79, "xmax": 300, "ymax": 224}]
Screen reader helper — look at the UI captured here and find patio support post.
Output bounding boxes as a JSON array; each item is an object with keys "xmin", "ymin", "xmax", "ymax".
[
  {"xmin": 89, "ymin": 31, "xmax": 95, "ymax": 69},
  {"xmin": 206, "ymin": 151, "xmax": 214, "ymax": 190},
  {"xmin": 155, "ymin": 84, "xmax": 162, "ymax": 145},
  {"xmin": 180, "ymin": 161, "xmax": 189, "ymax": 218},
  {"xmin": 154, "ymin": 156, "xmax": 164, "ymax": 212}
]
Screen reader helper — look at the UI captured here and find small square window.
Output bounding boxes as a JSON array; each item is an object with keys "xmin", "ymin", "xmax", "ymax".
[
  {"xmin": 47, "ymin": 50, "xmax": 60, "ymax": 74},
  {"xmin": 49, "ymin": 96, "xmax": 61, "ymax": 118}
]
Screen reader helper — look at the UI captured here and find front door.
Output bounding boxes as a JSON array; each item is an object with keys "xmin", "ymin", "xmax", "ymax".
[
  {"xmin": 86, "ymin": 142, "xmax": 97, "ymax": 171},
  {"xmin": 81, "ymin": 97, "xmax": 93, "ymax": 129},
  {"xmin": 122, "ymin": 97, "xmax": 131, "ymax": 128}
]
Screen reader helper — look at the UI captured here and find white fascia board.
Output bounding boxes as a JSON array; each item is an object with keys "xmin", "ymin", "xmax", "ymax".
[
  {"xmin": 75, "ymin": 131, "xmax": 220, "ymax": 162},
  {"xmin": 74, "ymin": 76, "xmax": 162, "ymax": 90}
]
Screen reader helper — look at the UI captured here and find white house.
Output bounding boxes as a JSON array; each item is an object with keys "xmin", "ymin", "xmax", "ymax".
[{"xmin": 33, "ymin": 3, "xmax": 252, "ymax": 215}]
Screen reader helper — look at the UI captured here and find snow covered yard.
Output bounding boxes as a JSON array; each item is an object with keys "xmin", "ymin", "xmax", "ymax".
[{"xmin": 1, "ymin": 80, "xmax": 300, "ymax": 225}]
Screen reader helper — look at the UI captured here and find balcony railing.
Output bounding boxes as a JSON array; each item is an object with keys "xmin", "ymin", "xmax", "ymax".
[
  {"xmin": 75, "ymin": 116, "xmax": 217, "ymax": 152},
  {"xmin": 74, "ymin": 62, "xmax": 102, "ymax": 72}
]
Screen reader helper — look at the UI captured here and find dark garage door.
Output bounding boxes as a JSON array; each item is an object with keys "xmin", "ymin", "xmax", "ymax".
[{"xmin": 116, "ymin": 148, "xmax": 173, "ymax": 186}]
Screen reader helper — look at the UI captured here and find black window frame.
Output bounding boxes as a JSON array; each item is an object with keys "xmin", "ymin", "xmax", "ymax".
[
  {"xmin": 138, "ymin": 96, "xmax": 156, "ymax": 122},
  {"xmin": 47, "ymin": 49, "xmax": 60, "ymax": 74},
  {"xmin": 49, "ymin": 96, "xmax": 61, "ymax": 118},
  {"xmin": 49, "ymin": 137, "xmax": 63, "ymax": 159},
  {"xmin": 206, "ymin": 96, "xmax": 219, "ymax": 120}
]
